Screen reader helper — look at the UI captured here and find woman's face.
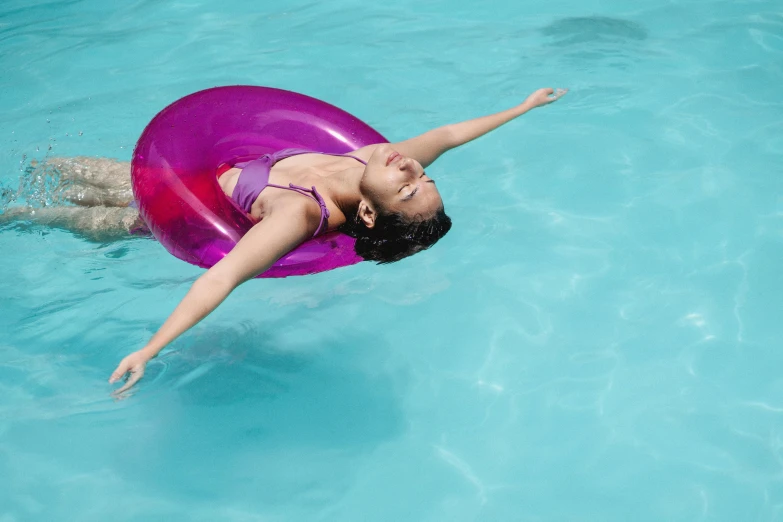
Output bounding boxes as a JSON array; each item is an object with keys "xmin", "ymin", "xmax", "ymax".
[{"xmin": 360, "ymin": 144, "xmax": 443, "ymax": 220}]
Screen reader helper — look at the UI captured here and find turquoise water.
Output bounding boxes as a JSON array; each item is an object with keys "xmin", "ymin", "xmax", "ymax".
[{"xmin": 1, "ymin": 0, "xmax": 782, "ymax": 520}]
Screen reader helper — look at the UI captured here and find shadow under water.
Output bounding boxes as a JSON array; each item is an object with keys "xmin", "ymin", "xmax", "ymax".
[
  {"xmin": 541, "ymin": 16, "xmax": 649, "ymax": 45},
  {"xmin": 537, "ymin": 16, "xmax": 651, "ymax": 73}
]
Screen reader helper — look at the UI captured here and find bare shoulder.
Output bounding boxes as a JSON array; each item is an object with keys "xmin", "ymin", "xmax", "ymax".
[
  {"xmin": 265, "ymin": 192, "xmax": 323, "ymax": 235},
  {"xmin": 212, "ymin": 198, "xmax": 319, "ymax": 284}
]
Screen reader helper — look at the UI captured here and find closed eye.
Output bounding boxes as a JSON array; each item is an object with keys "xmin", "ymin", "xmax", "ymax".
[{"xmin": 402, "ymin": 186, "xmax": 419, "ymax": 201}]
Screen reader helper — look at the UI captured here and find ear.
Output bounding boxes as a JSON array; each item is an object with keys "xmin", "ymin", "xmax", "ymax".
[{"xmin": 357, "ymin": 200, "xmax": 377, "ymax": 229}]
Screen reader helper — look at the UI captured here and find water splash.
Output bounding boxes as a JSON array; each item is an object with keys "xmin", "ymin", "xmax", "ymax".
[{"xmin": 1, "ymin": 156, "xmax": 74, "ymax": 214}]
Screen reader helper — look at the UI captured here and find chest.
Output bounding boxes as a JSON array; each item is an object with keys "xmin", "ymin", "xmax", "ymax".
[{"xmin": 216, "ymin": 154, "xmax": 361, "ymax": 227}]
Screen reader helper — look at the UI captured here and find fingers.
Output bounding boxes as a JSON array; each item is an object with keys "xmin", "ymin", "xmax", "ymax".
[
  {"xmin": 113, "ymin": 366, "xmax": 145, "ymax": 395},
  {"xmin": 108, "ymin": 360, "xmax": 128, "ymax": 383},
  {"xmin": 545, "ymin": 88, "xmax": 569, "ymax": 104},
  {"xmin": 543, "ymin": 87, "xmax": 555, "ymax": 95}
]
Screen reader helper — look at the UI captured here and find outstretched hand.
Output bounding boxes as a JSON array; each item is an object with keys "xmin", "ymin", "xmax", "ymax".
[
  {"xmin": 109, "ymin": 349, "xmax": 151, "ymax": 395},
  {"xmin": 523, "ymin": 87, "xmax": 568, "ymax": 110}
]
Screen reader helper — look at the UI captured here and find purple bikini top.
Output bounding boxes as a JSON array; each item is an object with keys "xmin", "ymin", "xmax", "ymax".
[{"xmin": 232, "ymin": 148, "xmax": 368, "ymax": 237}]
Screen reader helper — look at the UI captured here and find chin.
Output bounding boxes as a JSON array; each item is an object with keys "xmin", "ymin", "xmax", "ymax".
[{"xmin": 369, "ymin": 143, "xmax": 391, "ymax": 162}]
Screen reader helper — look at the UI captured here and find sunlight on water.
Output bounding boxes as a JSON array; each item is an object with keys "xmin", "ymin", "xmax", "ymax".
[{"xmin": 1, "ymin": 0, "xmax": 782, "ymax": 521}]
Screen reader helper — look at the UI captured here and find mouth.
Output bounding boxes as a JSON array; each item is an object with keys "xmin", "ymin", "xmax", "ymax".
[{"xmin": 386, "ymin": 151, "xmax": 402, "ymax": 166}]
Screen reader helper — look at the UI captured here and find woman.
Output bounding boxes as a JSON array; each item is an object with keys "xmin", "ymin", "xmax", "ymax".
[{"xmin": 6, "ymin": 86, "xmax": 567, "ymax": 392}]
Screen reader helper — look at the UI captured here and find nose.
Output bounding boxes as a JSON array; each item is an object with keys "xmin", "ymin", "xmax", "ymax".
[{"xmin": 398, "ymin": 158, "xmax": 417, "ymax": 177}]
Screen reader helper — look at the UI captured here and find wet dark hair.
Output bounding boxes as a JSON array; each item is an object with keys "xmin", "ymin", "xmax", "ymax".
[{"xmin": 341, "ymin": 208, "xmax": 452, "ymax": 264}]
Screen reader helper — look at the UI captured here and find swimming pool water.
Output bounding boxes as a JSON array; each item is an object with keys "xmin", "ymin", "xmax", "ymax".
[{"xmin": 1, "ymin": 0, "xmax": 782, "ymax": 520}]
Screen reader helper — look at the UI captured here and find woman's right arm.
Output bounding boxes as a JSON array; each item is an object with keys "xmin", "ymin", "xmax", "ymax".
[
  {"xmin": 108, "ymin": 202, "xmax": 316, "ymax": 394},
  {"xmin": 109, "ymin": 272, "xmax": 237, "ymax": 393}
]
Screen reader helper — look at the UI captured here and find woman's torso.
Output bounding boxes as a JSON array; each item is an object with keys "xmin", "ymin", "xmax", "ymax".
[{"xmin": 217, "ymin": 145, "xmax": 378, "ymax": 230}]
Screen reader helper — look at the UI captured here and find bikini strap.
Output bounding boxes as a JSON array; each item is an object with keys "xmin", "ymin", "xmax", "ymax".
[
  {"xmin": 266, "ymin": 182, "xmax": 331, "ymax": 237},
  {"xmin": 233, "ymin": 149, "xmax": 361, "ymax": 237},
  {"xmin": 272, "ymin": 148, "xmax": 368, "ymax": 166}
]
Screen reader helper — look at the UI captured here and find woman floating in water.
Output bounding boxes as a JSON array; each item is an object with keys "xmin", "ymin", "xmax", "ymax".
[{"xmin": 4, "ymin": 86, "xmax": 566, "ymax": 392}]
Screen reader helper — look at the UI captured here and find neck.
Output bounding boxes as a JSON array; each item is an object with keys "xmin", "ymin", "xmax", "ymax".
[{"xmin": 324, "ymin": 166, "xmax": 365, "ymax": 224}]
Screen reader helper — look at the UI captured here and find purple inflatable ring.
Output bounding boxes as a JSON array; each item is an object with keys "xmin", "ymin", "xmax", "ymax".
[{"xmin": 131, "ymin": 86, "xmax": 387, "ymax": 278}]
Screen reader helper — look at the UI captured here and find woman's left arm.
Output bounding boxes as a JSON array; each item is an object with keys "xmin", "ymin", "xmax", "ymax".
[{"xmin": 393, "ymin": 87, "xmax": 567, "ymax": 168}]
